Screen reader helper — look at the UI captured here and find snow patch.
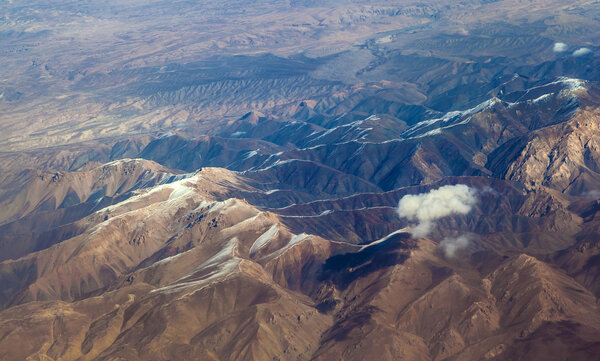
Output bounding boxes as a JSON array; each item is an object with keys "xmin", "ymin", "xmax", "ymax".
[
  {"xmin": 103, "ymin": 158, "xmax": 134, "ymax": 166},
  {"xmin": 403, "ymin": 98, "xmax": 498, "ymax": 138},
  {"xmin": 176, "ymin": 237, "xmax": 238, "ymax": 282},
  {"xmin": 281, "ymin": 209, "xmax": 336, "ymax": 218},
  {"xmin": 153, "ymin": 258, "xmax": 241, "ymax": 295},
  {"xmin": 249, "ymin": 224, "xmax": 279, "ymax": 256},
  {"xmin": 242, "ymin": 150, "xmax": 258, "ymax": 159},
  {"xmin": 530, "ymin": 93, "xmax": 552, "ymax": 103},
  {"xmin": 194, "ymin": 198, "xmax": 243, "ymax": 216},
  {"xmin": 157, "ymin": 131, "xmax": 176, "ymax": 138},
  {"xmin": 556, "ymin": 77, "xmax": 586, "ymax": 91},
  {"xmin": 288, "ymin": 233, "xmax": 309, "ymax": 247},
  {"xmin": 153, "ymin": 247, "xmax": 195, "ymax": 267},
  {"xmin": 168, "ymin": 179, "xmax": 195, "ymax": 201},
  {"xmin": 256, "ymin": 158, "xmax": 296, "ymax": 171},
  {"xmin": 360, "ymin": 229, "xmax": 408, "ymax": 250},
  {"xmin": 414, "ymin": 128, "xmax": 442, "ymax": 138}
]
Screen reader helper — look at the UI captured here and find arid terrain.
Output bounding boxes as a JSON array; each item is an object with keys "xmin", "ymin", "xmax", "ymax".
[{"xmin": 1, "ymin": 0, "xmax": 600, "ymax": 360}]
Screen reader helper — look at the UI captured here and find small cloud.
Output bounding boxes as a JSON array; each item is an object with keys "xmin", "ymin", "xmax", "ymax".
[
  {"xmin": 573, "ymin": 47, "xmax": 592, "ymax": 57},
  {"xmin": 375, "ymin": 35, "xmax": 393, "ymax": 44},
  {"xmin": 439, "ymin": 235, "xmax": 470, "ymax": 258},
  {"xmin": 553, "ymin": 42, "xmax": 568, "ymax": 53},
  {"xmin": 397, "ymin": 184, "xmax": 477, "ymax": 238},
  {"xmin": 411, "ymin": 221, "xmax": 433, "ymax": 238},
  {"xmin": 479, "ymin": 186, "xmax": 497, "ymax": 195},
  {"xmin": 582, "ymin": 190, "xmax": 600, "ymax": 200}
]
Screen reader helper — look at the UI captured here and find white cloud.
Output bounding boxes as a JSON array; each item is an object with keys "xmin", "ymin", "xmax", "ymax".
[
  {"xmin": 397, "ymin": 184, "xmax": 477, "ymax": 237},
  {"xmin": 582, "ymin": 190, "xmax": 600, "ymax": 200},
  {"xmin": 573, "ymin": 47, "xmax": 592, "ymax": 57},
  {"xmin": 553, "ymin": 42, "xmax": 568, "ymax": 53},
  {"xmin": 439, "ymin": 235, "xmax": 470, "ymax": 258}
]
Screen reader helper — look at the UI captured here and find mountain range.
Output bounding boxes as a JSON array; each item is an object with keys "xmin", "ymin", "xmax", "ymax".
[{"xmin": 0, "ymin": 0, "xmax": 599, "ymax": 360}]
